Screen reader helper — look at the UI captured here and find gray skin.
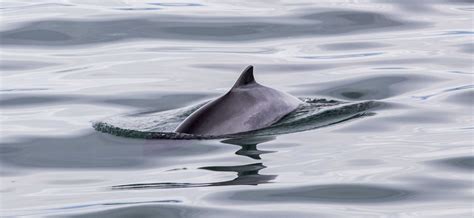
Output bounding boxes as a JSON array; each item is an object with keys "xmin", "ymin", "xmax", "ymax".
[{"xmin": 174, "ymin": 65, "xmax": 303, "ymax": 136}]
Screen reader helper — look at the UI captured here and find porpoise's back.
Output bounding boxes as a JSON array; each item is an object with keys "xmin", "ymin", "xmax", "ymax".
[{"xmin": 174, "ymin": 66, "xmax": 302, "ymax": 136}]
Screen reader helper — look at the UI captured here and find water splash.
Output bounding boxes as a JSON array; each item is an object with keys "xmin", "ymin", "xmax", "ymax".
[{"xmin": 92, "ymin": 98, "xmax": 380, "ymax": 139}]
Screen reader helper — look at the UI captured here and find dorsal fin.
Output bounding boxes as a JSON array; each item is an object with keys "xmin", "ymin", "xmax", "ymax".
[{"xmin": 232, "ymin": 65, "xmax": 256, "ymax": 88}]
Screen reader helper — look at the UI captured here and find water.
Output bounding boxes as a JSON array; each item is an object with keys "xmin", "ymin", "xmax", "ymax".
[{"xmin": 1, "ymin": 0, "xmax": 473, "ymax": 217}]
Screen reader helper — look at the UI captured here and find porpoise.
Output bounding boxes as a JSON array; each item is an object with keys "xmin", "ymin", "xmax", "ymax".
[{"xmin": 175, "ymin": 65, "xmax": 302, "ymax": 136}]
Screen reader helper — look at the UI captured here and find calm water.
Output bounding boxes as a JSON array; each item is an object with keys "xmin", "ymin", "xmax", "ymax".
[{"xmin": 1, "ymin": 0, "xmax": 473, "ymax": 217}]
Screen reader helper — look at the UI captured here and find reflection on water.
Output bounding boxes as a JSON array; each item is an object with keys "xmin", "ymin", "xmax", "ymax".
[
  {"xmin": 1, "ymin": 0, "xmax": 472, "ymax": 217},
  {"xmin": 223, "ymin": 136, "xmax": 276, "ymax": 160},
  {"xmin": 112, "ymin": 137, "xmax": 277, "ymax": 189},
  {"xmin": 112, "ymin": 163, "xmax": 276, "ymax": 189}
]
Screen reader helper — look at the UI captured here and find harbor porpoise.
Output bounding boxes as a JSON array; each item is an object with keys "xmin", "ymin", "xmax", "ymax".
[{"xmin": 175, "ymin": 65, "xmax": 303, "ymax": 136}]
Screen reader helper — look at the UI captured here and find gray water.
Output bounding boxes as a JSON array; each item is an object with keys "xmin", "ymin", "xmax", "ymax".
[{"xmin": 1, "ymin": 0, "xmax": 473, "ymax": 217}]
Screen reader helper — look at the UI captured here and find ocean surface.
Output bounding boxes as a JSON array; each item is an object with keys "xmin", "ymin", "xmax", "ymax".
[{"xmin": 1, "ymin": 0, "xmax": 473, "ymax": 217}]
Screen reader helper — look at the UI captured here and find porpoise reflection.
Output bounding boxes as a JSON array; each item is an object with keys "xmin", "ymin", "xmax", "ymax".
[
  {"xmin": 175, "ymin": 66, "xmax": 303, "ymax": 135},
  {"xmin": 111, "ymin": 136, "xmax": 277, "ymax": 190}
]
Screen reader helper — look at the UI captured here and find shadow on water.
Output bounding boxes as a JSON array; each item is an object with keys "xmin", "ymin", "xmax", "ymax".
[
  {"xmin": 111, "ymin": 137, "xmax": 277, "ymax": 190},
  {"xmin": 0, "ymin": 10, "xmax": 426, "ymax": 46}
]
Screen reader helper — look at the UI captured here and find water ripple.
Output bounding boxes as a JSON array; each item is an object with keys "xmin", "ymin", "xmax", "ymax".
[
  {"xmin": 209, "ymin": 184, "xmax": 417, "ymax": 204},
  {"xmin": 298, "ymin": 52, "xmax": 383, "ymax": 60},
  {"xmin": 427, "ymin": 156, "xmax": 474, "ymax": 171},
  {"xmin": 0, "ymin": 10, "xmax": 426, "ymax": 47}
]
